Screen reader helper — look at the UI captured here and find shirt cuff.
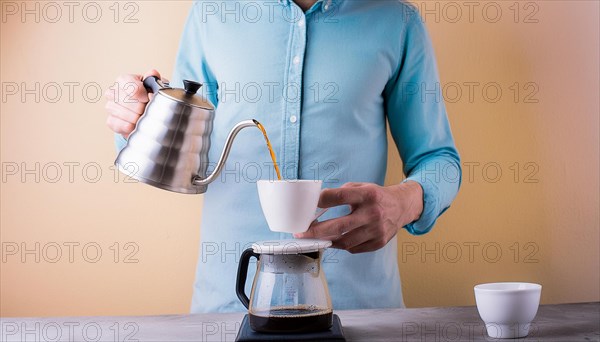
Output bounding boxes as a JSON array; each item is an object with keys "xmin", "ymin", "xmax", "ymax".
[
  {"xmin": 402, "ymin": 175, "xmax": 444, "ymax": 235},
  {"xmin": 114, "ymin": 133, "xmax": 128, "ymax": 152}
]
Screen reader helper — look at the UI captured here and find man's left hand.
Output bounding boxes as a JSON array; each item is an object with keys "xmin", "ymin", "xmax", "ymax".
[{"xmin": 294, "ymin": 181, "xmax": 424, "ymax": 253}]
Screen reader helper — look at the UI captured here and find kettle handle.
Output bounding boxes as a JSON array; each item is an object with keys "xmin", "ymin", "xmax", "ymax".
[
  {"xmin": 236, "ymin": 248, "xmax": 260, "ymax": 309},
  {"xmin": 142, "ymin": 76, "xmax": 164, "ymax": 94}
]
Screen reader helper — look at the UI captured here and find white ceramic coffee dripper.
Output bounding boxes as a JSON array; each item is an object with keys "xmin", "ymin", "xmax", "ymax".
[{"xmin": 257, "ymin": 180, "xmax": 328, "ymax": 234}]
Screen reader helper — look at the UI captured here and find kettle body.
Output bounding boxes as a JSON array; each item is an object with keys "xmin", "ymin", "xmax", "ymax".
[{"xmin": 115, "ymin": 77, "xmax": 256, "ymax": 194}]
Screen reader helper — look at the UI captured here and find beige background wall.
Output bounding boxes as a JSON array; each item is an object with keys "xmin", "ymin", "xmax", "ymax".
[{"xmin": 1, "ymin": 1, "xmax": 598, "ymax": 317}]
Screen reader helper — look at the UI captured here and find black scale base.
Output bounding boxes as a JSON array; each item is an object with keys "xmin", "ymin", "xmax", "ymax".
[{"xmin": 235, "ymin": 314, "xmax": 346, "ymax": 341}]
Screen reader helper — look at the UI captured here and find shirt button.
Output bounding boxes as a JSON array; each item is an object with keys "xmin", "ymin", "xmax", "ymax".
[
  {"xmin": 289, "ymin": 115, "xmax": 298, "ymax": 123},
  {"xmin": 293, "ymin": 56, "xmax": 301, "ymax": 65},
  {"xmin": 324, "ymin": 3, "xmax": 329, "ymax": 11},
  {"xmin": 298, "ymin": 19, "xmax": 305, "ymax": 27}
]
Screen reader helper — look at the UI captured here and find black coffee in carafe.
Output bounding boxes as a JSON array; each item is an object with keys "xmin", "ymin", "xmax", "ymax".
[{"xmin": 249, "ymin": 305, "xmax": 333, "ymax": 333}]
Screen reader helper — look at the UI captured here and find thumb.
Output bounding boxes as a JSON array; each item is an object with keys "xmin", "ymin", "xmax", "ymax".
[
  {"xmin": 142, "ymin": 69, "xmax": 164, "ymax": 101},
  {"xmin": 142, "ymin": 69, "xmax": 162, "ymax": 81}
]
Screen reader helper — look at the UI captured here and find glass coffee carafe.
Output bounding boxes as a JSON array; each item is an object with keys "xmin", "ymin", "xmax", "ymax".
[{"xmin": 236, "ymin": 239, "xmax": 333, "ymax": 333}]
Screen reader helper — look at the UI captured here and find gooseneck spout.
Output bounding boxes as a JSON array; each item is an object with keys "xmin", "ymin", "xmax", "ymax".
[{"xmin": 192, "ymin": 119, "xmax": 259, "ymax": 187}]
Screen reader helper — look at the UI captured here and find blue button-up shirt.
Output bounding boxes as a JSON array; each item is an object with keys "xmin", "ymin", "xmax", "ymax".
[{"xmin": 117, "ymin": 0, "xmax": 461, "ymax": 313}]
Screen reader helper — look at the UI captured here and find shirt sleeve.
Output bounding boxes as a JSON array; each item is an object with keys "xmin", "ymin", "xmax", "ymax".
[
  {"xmin": 384, "ymin": 13, "xmax": 462, "ymax": 235},
  {"xmin": 114, "ymin": 133, "xmax": 127, "ymax": 152}
]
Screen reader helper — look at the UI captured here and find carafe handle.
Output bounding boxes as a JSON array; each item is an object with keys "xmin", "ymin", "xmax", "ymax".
[{"xmin": 236, "ymin": 248, "xmax": 260, "ymax": 309}]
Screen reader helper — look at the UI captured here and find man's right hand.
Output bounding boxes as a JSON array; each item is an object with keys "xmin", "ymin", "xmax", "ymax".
[{"xmin": 104, "ymin": 69, "xmax": 162, "ymax": 138}]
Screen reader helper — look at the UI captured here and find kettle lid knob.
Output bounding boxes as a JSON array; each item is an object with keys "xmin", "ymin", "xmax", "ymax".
[{"xmin": 183, "ymin": 80, "xmax": 202, "ymax": 94}]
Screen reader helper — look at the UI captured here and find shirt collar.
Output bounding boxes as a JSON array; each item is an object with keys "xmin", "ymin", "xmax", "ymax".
[{"xmin": 277, "ymin": 0, "xmax": 340, "ymax": 13}]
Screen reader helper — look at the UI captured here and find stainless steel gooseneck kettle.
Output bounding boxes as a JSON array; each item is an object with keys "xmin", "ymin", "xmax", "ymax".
[{"xmin": 114, "ymin": 76, "xmax": 258, "ymax": 194}]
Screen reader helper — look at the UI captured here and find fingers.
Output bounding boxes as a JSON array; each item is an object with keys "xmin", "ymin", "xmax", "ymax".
[
  {"xmin": 333, "ymin": 225, "xmax": 392, "ymax": 254},
  {"xmin": 319, "ymin": 187, "xmax": 362, "ymax": 208},
  {"xmin": 302, "ymin": 217, "xmax": 387, "ymax": 253},
  {"xmin": 105, "ymin": 100, "xmax": 143, "ymax": 124},
  {"xmin": 295, "ymin": 183, "xmax": 401, "ymax": 254},
  {"xmin": 104, "ymin": 70, "xmax": 163, "ymax": 136},
  {"xmin": 344, "ymin": 225, "xmax": 396, "ymax": 253},
  {"xmin": 104, "ymin": 88, "xmax": 115, "ymax": 101},
  {"xmin": 106, "ymin": 115, "xmax": 136, "ymax": 137},
  {"xmin": 299, "ymin": 183, "xmax": 383, "ymax": 239},
  {"xmin": 302, "ymin": 220, "xmax": 391, "ymax": 254},
  {"xmin": 342, "ymin": 182, "xmax": 363, "ymax": 188},
  {"xmin": 329, "ymin": 226, "xmax": 371, "ymax": 250},
  {"xmin": 295, "ymin": 209, "xmax": 367, "ymax": 239},
  {"xmin": 318, "ymin": 183, "xmax": 380, "ymax": 208},
  {"xmin": 346, "ymin": 238, "xmax": 387, "ymax": 254},
  {"xmin": 113, "ymin": 74, "xmax": 149, "ymax": 113}
]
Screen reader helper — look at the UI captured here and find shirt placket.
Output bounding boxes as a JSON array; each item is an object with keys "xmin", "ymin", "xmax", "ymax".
[
  {"xmin": 280, "ymin": 2, "xmax": 308, "ymax": 180},
  {"xmin": 279, "ymin": 0, "xmax": 334, "ymax": 180}
]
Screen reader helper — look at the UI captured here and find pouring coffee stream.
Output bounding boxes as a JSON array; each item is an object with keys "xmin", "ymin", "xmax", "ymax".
[
  {"xmin": 114, "ymin": 77, "xmax": 282, "ymax": 193},
  {"xmin": 255, "ymin": 121, "xmax": 282, "ymax": 180}
]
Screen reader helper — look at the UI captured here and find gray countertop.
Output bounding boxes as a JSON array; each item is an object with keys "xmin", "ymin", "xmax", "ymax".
[{"xmin": 1, "ymin": 302, "xmax": 598, "ymax": 341}]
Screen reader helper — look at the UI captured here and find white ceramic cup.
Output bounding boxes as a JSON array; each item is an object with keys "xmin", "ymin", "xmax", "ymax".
[
  {"xmin": 474, "ymin": 282, "xmax": 542, "ymax": 339},
  {"xmin": 257, "ymin": 180, "xmax": 327, "ymax": 234}
]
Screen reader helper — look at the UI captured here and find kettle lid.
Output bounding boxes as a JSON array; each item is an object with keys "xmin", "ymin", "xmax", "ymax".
[
  {"xmin": 252, "ymin": 239, "xmax": 332, "ymax": 255},
  {"xmin": 159, "ymin": 80, "xmax": 214, "ymax": 110}
]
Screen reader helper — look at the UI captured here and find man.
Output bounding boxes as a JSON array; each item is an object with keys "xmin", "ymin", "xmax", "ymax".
[{"xmin": 105, "ymin": 0, "xmax": 461, "ymax": 313}]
